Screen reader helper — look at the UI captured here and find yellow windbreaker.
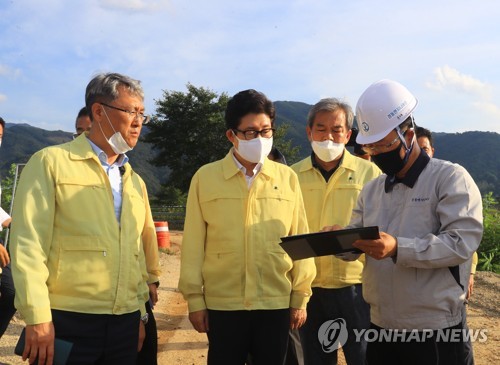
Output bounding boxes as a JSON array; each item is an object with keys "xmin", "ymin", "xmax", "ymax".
[
  {"xmin": 291, "ymin": 151, "xmax": 381, "ymax": 288},
  {"xmin": 178, "ymin": 151, "xmax": 316, "ymax": 313},
  {"xmin": 10, "ymin": 135, "xmax": 159, "ymax": 324}
]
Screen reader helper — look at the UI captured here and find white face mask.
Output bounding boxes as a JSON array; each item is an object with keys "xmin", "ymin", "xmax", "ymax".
[
  {"xmin": 311, "ymin": 136, "xmax": 344, "ymax": 162},
  {"xmin": 0, "ymin": 138, "xmax": 2, "ymax": 148},
  {"xmin": 234, "ymin": 134, "xmax": 274, "ymax": 164},
  {"xmin": 99, "ymin": 107, "xmax": 133, "ymax": 154}
]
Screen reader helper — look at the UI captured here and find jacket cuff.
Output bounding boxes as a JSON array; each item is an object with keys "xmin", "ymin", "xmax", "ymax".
[
  {"xmin": 290, "ymin": 293, "xmax": 311, "ymax": 309},
  {"xmin": 22, "ymin": 307, "xmax": 52, "ymax": 325},
  {"xmin": 187, "ymin": 295, "xmax": 207, "ymax": 313},
  {"xmin": 393, "ymin": 237, "xmax": 414, "ymax": 267}
]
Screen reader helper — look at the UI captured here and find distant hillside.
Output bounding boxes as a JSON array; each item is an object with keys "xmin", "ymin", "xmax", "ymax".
[
  {"xmin": 274, "ymin": 101, "xmax": 311, "ymax": 157},
  {"xmin": 2, "ymin": 114, "xmax": 499, "ymax": 198},
  {"xmin": 1, "ymin": 123, "xmax": 169, "ymax": 197},
  {"xmin": 433, "ymin": 131, "xmax": 500, "ymax": 195}
]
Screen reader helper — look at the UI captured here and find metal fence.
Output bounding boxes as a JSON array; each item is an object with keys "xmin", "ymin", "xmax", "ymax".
[{"xmin": 151, "ymin": 205, "xmax": 186, "ymax": 231}]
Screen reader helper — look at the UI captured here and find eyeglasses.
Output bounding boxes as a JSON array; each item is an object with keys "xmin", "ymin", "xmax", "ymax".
[
  {"xmin": 361, "ymin": 134, "xmax": 401, "ymax": 155},
  {"xmin": 101, "ymin": 103, "xmax": 150, "ymax": 124},
  {"xmin": 233, "ymin": 128, "xmax": 275, "ymax": 140}
]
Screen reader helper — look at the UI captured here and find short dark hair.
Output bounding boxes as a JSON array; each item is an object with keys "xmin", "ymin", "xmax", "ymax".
[
  {"xmin": 75, "ymin": 107, "xmax": 89, "ymax": 129},
  {"xmin": 268, "ymin": 147, "xmax": 287, "ymax": 165},
  {"xmin": 225, "ymin": 89, "xmax": 275, "ymax": 130},
  {"xmin": 415, "ymin": 126, "xmax": 433, "ymax": 148},
  {"xmin": 0, "ymin": 117, "xmax": 5, "ymax": 129},
  {"xmin": 346, "ymin": 128, "xmax": 368, "ymax": 156}
]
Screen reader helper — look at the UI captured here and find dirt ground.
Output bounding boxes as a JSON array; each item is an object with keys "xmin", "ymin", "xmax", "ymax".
[{"xmin": 1, "ymin": 231, "xmax": 498, "ymax": 364}]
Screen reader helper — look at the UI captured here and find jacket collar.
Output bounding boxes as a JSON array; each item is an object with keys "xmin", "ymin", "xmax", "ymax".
[
  {"xmin": 297, "ymin": 149, "xmax": 358, "ymax": 173},
  {"xmin": 69, "ymin": 134, "xmax": 99, "ymax": 161},
  {"xmin": 222, "ymin": 148, "xmax": 275, "ymax": 181},
  {"xmin": 68, "ymin": 134, "xmax": 131, "ymax": 176}
]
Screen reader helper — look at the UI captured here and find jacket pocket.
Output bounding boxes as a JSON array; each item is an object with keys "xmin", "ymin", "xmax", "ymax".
[
  {"xmin": 202, "ymin": 251, "xmax": 243, "ymax": 298},
  {"xmin": 259, "ymin": 244, "xmax": 293, "ymax": 297},
  {"xmin": 49, "ymin": 236, "xmax": 113, "ymax": 301}
]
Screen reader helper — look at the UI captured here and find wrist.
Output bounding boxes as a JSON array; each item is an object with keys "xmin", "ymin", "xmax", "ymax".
[{"xmin": 140, "ymin": 313, "xmax": 149, "ymax": 325}]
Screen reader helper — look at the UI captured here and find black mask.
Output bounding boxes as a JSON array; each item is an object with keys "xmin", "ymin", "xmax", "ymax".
[{"xmin": 372, "ymin": 142, "xmax": 412, "ymax": 176}]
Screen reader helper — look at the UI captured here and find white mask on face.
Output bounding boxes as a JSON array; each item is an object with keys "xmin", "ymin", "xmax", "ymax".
[
  {"xmin": 234, "ymin": 134, "xmax": 274, "ymax": 164},
  {"xmin": 311, "ymin": 135, "xmax": 344, "ymax": 162},
  {"xmin": 0, "ymin": 138, "xmax": 2, "ymax": 148},
  {"xmin": 99, "ymin": 106, "xmax": 133, "ymax": 154}
]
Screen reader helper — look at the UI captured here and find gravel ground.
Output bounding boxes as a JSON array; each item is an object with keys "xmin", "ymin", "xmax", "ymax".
[{"xmin": 1, "ymin": 233, "xmax": 498, "ymax": 364}]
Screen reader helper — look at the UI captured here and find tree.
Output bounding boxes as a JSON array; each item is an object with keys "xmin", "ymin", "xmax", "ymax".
[
  {"xmin": 143, "ymin": 83, "xmax": 231, "ymax": 194},
  {"xmin": 272, "ymin": 122, "xmax": 301, "ymax": 165},
  {"xmin": 144, "ymin": 84, "xmax": 302, "ymax": 196}
]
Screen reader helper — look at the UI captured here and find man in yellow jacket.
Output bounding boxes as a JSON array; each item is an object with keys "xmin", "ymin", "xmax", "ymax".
[
  {"xmin": 291, "ymin": 98, "xmax": 381, "ymax": 365},
  {"xmin": 178, "ymin": 89, "xmax": 316, "ymax": 365},
  {"xmin": 10, "ymin": 72, "xmax": 160, "ymax": 365}
]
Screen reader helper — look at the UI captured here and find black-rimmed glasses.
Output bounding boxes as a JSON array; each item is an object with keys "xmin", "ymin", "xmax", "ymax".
[
  {"xmin": 101, "ymin": 103, "xmax": 150, "ymax": 124},
  {"xmin": 233, "ymin": 128, "xmax": 275, "ymax": 140}
]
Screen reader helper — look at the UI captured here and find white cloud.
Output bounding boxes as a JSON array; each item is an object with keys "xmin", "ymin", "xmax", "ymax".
[
  {"xmin": 0, "ymin": 64, "xmax": 21, "ymax": 78},
  {"xmin": 425, "ymin": 66, "xmax": 499, "ymax": 131},
  {"xmin": 473, "ymin": 101, "xmax": 500, "ymax": 118},
  {"xmin": 0, "ymin": 94, "xmax": 6, "ymax": 103},
  {"xmin": 426, "ymin": 65, "xmax": 492, "ymax": 98}
]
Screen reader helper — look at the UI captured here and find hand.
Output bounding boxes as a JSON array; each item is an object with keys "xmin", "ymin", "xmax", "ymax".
[
  {"xmin": 1, "ymin": 217, "xmax": 12, "ymax": 228},
  {"xmin": 24, "ymin": 322, "xmax": 55, "ymax": 365},
  {"xmin": 352, "ymin": 231, "xmax": 397, "ymax": 260},
  {"xmin": 320, "ymin": 224, "xmax": 344, "ymax": 232},
  {"xmin": 137, "ymin": 320, "xmax": 146, "ymax": 351},
  {"xmin": 466, "ymin": 275, "xmax": 475, "ymax": 300},
  {"xmin": 0, "ymin": 245, "xmax": 9, "ymax": 267},
  {"xmin": 290, "ymin": 308, "xmax": 307, "ymax": 330},
  {"xmin": 189, "ymin": 309, "xmax": 209, "ymax": 333},
  {"xmin": 148, "ymin": 283, "xmax": 158, "ymax": 305}
]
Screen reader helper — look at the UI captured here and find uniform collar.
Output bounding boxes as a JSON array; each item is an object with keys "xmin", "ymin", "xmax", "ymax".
[
  {"xmin": 384, "ymin": 149, "xmax": 430, "ymax": 192},
  {"xmin": 298, "ymin": 149, "xmax": 358, "ymax": 173},
  {"xmin": 222, "ymin": 148, "xmax": 275, "ymax": 181}
]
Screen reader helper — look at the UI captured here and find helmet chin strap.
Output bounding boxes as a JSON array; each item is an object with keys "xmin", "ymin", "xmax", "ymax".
[{"xmin": 395, "ymin": 116, "xmax": 415, "ymax": 166}]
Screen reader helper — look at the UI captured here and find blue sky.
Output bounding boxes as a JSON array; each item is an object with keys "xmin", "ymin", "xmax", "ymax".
[{"xmin": 1, "ymin": 0, "xmax": 499, "ymax": 134}]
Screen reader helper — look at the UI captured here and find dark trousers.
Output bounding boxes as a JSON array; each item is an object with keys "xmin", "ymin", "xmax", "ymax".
[
  {"xmin": 0, "ymin": 263, "xmax": 16, "ymax": 338},
  {"xmin": 462, "ymin": 304, "xmax": 475, "ymax": 365},
  {"xmin": 52, "ymin": 309, "xmax": 140, "ymax": 365},
  {"xmin": 207, "ymin": 309, "xmax": 290, "ymax": 365},
  {"xmin": 366, "ymin": 322, "xmax": 471, "ymax": 365},
  {"xmin": 300, "ymin": 285, "xmax": 370, "ymax": 365},
  {"xmin": 247, "ymin": 329, "xmax": 304, "ymax": 365},
  {"xmin": 137, "ymin": 300, "xmax": 158, "ymax": 365}
]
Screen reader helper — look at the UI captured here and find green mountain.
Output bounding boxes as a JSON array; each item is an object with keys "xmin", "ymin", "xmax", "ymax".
[
  {"xmin": 2, "ymin": 106, "xmax": 500, "ymax": 198},
  {"xmin": 1, "ymin": 123, "xmax": 169, "ymax": 197},
  {"xmin": 274, "ymin": 101, "xmax": 311, "ymax": 155}
]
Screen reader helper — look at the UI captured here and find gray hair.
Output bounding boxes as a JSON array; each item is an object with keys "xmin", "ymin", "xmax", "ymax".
[
  {"xmin": 307, "ymin": 98, "xmax": 354, "ymax": 130},
  {"xmin": 85, "ymin": 72, "xmax": 144, "ymax": 121}
]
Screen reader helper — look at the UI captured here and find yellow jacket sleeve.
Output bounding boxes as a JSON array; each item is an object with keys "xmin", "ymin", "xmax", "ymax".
[
  {"xmin": 178, "ymin": 171, "xmax": 207, "ymax": 312},
  {"xmin": 10, "ymin": 151, "xmax": 54, "ymax": 324}
]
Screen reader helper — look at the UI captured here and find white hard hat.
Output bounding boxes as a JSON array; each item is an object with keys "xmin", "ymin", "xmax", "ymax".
[{"xmin": 355, "ymin": 79, "xmax": 418, "ymax": 145}]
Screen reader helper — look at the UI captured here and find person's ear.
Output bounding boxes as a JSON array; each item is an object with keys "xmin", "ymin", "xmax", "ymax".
[
  {"xmin": 344, "ymin": 129, "xmax": 352, "ymax": 145},
  {"xmin": 306, "ymin": 125, "xmax": 312, "ymax": 142},
  {"xmin": 226, "ymin": 129, "xmax": 235, "ymax": 144},
  {"xmin": 91, "ymin": 103, "xmax": 103, "ymax": 122},
  {"xmin": 406, "ymin": 128, "xmax": 415, "ymax": 145}
]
